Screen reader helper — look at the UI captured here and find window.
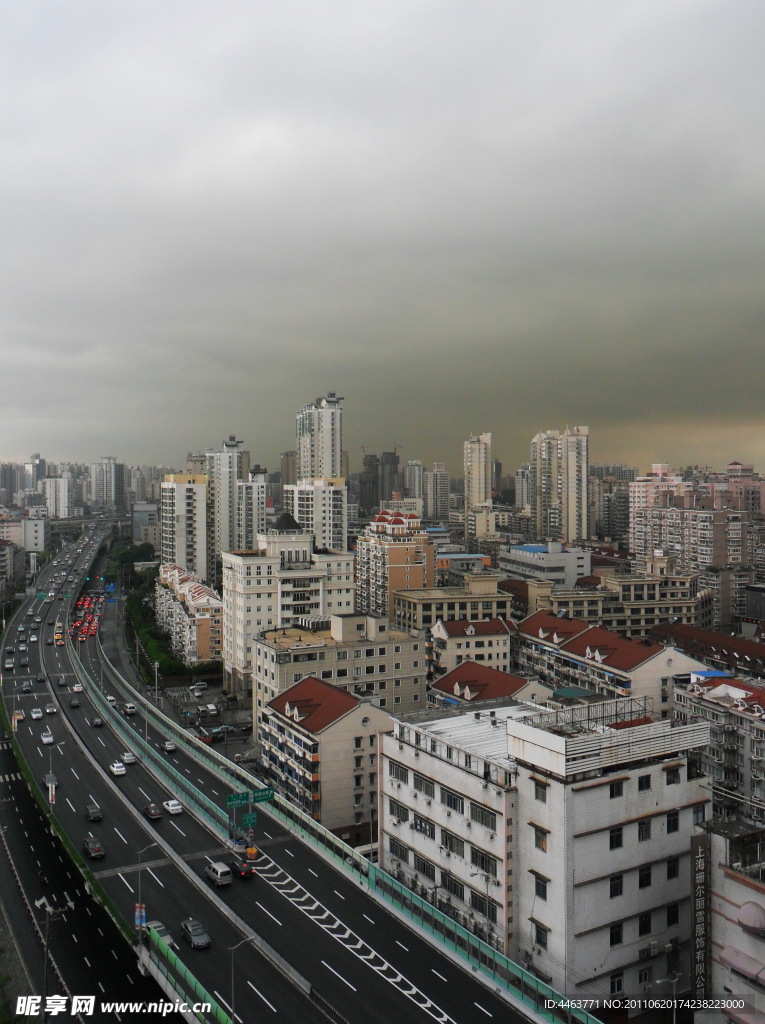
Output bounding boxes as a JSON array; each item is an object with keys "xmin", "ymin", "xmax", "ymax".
[
  {"xmin": 609, "ymin": 875, "xmax": 623, "ymax": 898},
  {"xmin": 414, "ymin": 815, "xmax": 435, "ymax": 840},
  {"xmin": 534, "ymin": 826, "xmax": 548, "ymax": 852},
  {"xmin": 638, "ymin": 819, "xmax": 651, "ymax": 842},
  {"xmin": 389, "ymin": 837, "xmax": 409, "ymax": 862},
  {"xmin": 389, "ymin": 761, "xmax": 408, "ymax": 784},
  {"xmin": 609, "ymin": 922, "xmax": 622, "ymax": 946},
  {"xmin": 534, "ymin": 875, "xmax": 548, "ymax": 900},
  {"xmin": 667, "ymin": 904, "xmax": 679, "ymax": 927},
  {"xmin": 470, "ymin": 848, "xmax": 498, "ymax": 877},
  {"xmin": 610, "ymin": 780, "xmax": 623, "ymax": 799},
  {"xmin": 389, "ymin": 799, "xmax": 409, "ymax": 822},
  {"xmin": 413, "ymin": 773, "xmax": 435, "ymax": 798},
  {"xmin": 610, "ymin": 973, "xmax": 624, "ymax": 996},
  {"xmin": 534, "ymin": 781, "xmax": 547, "ymax": 803},
  {"xmin": 470, "ymin": 804, "xmax": 497, "ymax": 831},
  {"xmin": 638, "ymin": 912, "xmax": 652, "ymax": 936},
  {"xmin": 440, "ymin": 788, "xmax": 464, "ymax": 814},
  {"xmin": 440, "ymin": 830, "xmax": 464, "ymax": 857},
  {"xmin": 638, "ymin": 774, "xmax": 651, "ymax": 792},
  {"xmin": 355, "ymin": 736, "xmax": 362, "ymax": 749},
  {"xmin": 667, "ymin": 857, "xmax": 679, "ymax": 880},
  {"xmin": 666, "ymin": 810, "xmax": 679, "ymax": 834},
  {"xmin": 639, "ymin": 866, "xmax": 652, "ymax": 889},
  {"xmin": 609, "ymin": 827, "xmax": 623, "ymax": 850},
  {"xmin": 442, "ymin": 873, "xmax": 464, "ymax": 900},
  {"xmin": 534, "ymin": 923, "xmax": 548, "ymax": 949},
  {"xmin": 666, "ymin": 767, "xmax": 680, "ymax": 785},
  {"xmin": 414, "ymin": 854, "xmax": 435, "ymax": 881},
  {"xmin": 638, "ymin": 967, "xmax": 652, "ymax": 986},
  {"xmin": 693, "ymin": 804, "xmax": 706, "ymax": 825}
]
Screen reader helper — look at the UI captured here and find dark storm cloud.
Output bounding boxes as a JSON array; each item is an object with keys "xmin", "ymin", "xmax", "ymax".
[{"xmin": 1, "ymin": 0, "xmax": 764, "ymax": 474}]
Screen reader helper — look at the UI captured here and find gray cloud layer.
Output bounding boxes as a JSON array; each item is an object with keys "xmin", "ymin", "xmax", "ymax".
[{"xmin": 1, "ymin": 0, "xmax": 764, "ymax": 476}]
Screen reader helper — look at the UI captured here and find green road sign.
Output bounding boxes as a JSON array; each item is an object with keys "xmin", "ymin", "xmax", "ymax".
[
  {"xmin": 226, "ymin": 791, "xmax": 251, "ymax": 809},
  {"xmin": 251, "ymin": 788, "xmax": 274, "ymax": 804},
  {"xmin": 242, "ymin": 813, "xmax": 258, "ymax": 828}
]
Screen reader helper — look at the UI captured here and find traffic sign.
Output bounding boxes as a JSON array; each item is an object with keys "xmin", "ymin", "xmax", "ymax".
[
  {"xmin": 251, "ymin": 788, "xmax": 274, "ymax": 804},
  {"xmin": 226, "ymin": 791, "xmax": 251, "ymax": 809},
  {"xmin": 242, "ymin": 813, "xmax": 257, "ymax": 828}
]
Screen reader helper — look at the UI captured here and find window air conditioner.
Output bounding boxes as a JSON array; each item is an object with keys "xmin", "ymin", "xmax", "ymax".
[
  {"xmin": 396, "ymin": 782, "xmax": 401, "ymax": 788},
  {"xmin": 409, "ymin": 822, "xmax": 415, "ymax": 829},
  {"xmin": 426, "ymin": 799, "xmax": 432, "ymax": 806},
  {"xmin": 650, "ymin": 941, "xmax": 658, "ymax": 957},
  {"xmin": 665, "ymin": 943, "xmax": 674, "ymax": 954},
  {"xmin": 639, "ymin": 947, "xmax": 651, "ymax": 961}
]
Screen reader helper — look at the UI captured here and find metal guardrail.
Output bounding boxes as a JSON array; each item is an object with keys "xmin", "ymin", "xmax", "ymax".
[
  {"xmin": 146, "ymin": 928, "xmax": 230, "ymax": 1024},
  {"xmin": 92, "ymin": 640, "xmax": 604, "ymax": 1024}
]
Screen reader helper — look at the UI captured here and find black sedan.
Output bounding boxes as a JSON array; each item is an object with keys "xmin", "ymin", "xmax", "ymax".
[
  {"xmin": 143, "ymin": 803, "xmax": 163, "ymax": 820},
  {"xmin": 83, "ymin": 837, "xmax": 105, "ymax": 859},
  {"xmin": 180, "ymin": 919, "xmax": 210, "ymax": 949}
]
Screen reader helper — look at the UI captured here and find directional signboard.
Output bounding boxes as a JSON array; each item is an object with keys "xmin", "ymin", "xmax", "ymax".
[
  {"xmin": 226, "ymin": 791, "xmax": 251, "ymax": 809},
  {"xmin": 251, "ymin": 788, "xmax": 274, "ymax": 804},
  {"xmin": 242, "ymin": 813, "xmax": 258, "ymax": 828}
]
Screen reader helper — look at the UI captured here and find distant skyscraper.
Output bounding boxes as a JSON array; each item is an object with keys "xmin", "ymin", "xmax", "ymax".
[
  {"xmin": 423, "ymin": 463, "xmax": 449, "ymax": 520},
  {"xmin": 207, "ymin": 436, "xmax": 247, "ymax": 559},
  {"xmin": 90, "ymin": 456, "xmax": 126, "ymax": 513},
  {"xmin": 42, "ymin": 477, "xmax": 69, "ymax": 519},
  {"xmin": 515, "ymin": 463, "xmax": 532, "ymax": 510},
  {"xmin": 296, "ymin": 393, "xmax": 344, "ymax": 482},
  {"xmin": 378, "ymin": 451, "xmax": 401, "ymax": 503},
  {"xmin": 280, "ymin": 451, "xmax": 297, "ymax": 487},
  {"xmin": 403, "ymin": 460, "xmax": 424, "ymax": 499},
  {"xmin": 235, "ymin": 474, "xmax": 267, "ymax": 551},
  {"xmin": 492, "ymin": 459, "xmax": 502, "ymax": 495},
  {"xmin": 463, "ymin": 433, "xmax": 492, "ymax": 538},
  {"xmin": 560, "ymin": 426, "xmax": 589, "ymax": 542},
  {"xmin": 359, "ymin": 454, "xmax": 380, "ymax": 514},
  {"xmin": 530, "ymin": 430, "xmax": 561, "ymax": 540}
]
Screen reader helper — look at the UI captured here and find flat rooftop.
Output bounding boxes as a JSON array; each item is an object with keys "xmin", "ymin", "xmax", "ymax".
[
  {"xmin": 395, "ymin": 700, "xmax": 539, "ymax": 762},
  {"xmin": 256, "ymin": 623, "xmax": 411, "ymax": 651}
]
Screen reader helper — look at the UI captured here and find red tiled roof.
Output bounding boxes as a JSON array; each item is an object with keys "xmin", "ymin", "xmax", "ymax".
[
  {"xmin": 607, "ymin": 716, "xmax": 653, "ymax": 730},
  {"xmin": 574, "ymin": 575, "xmax": 602, "ymax": 588},
  {"xmin": 438, "ymin": 618, "xmax": 516, "ymax": 637},
  {"xmin": 651, "ymin": 623, "xmax": 765, "ymax": 665},
  {"xmin": 562, "ymin": 627, "xmax": 663, "ymax": 671},
  {"xmin": 518, "ymin": 610, "xmax": 590, "ymax": 644},
  {"xmin": 431, "ymin": 662, "xmax": 530, "ymax": 702},
  {"xmin": 266, "ymin": 676, "xmax": 358, "ymax": 734}
]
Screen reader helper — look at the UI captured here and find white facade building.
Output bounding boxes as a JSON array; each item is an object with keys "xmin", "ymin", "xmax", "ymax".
[
  {"xmin": 90, "ymin": 456, "xmax": 126, "ymax": 513},
  {"xmin": 560, "ymin": 425, "xmax": 589, "ymax": 542},
  {"xmin": 381, "ymin": 697, "xmax": 709, "ymax": 994},
  {"xmin": 42, "ymin": 477, "xmax": 70, "ymax": 519},
  {"xmin": 499, "ymin": 541, "xmax": 591, "ymax": 589},
  {"xmin": 235, "ymin": 474, "xmax": 267, "ymax": 551},
  {"xmin": 463, "ymin": 434, "xmax": 492, "ymax": 537},
  {"xmin": 283, "ymin": 478, "xmax": 348, "ymax": 551},
  {"xmin": 403, "ymin": 460, "xmax": 424, "ymax": 499},
  {"xmin": 208, "ymin": 436, "xmax": 246, "ymax": 558},
  {"xmin": 296, "ymin": 393, "xmax": 343, "ymax": 482},
  {"xmin": 423, "ymin": 463, "xmax": 450, "ymax": 521},
  {"xmin": 155, "ymin": 564, "xmax": 222, "ymax": 666},
  {"xmin": 159, "ymin": 475, "xmax": 210, "ymax": 583}
]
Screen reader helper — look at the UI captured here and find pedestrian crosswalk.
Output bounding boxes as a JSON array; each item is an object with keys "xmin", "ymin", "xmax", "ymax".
[
  {"xmin": 0, "ymin": 773, "xmax": 21, "ymax": 782},
  {"xmin": 0, "ymin": 742, "xmax": 12, "ymax": 750}
]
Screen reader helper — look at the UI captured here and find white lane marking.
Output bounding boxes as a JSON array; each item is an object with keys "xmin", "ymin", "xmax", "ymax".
[
  {"xmin": 211, "ymin": 789, "xmax": 218, "ymax": 796},
  {"xmin": 70, "ymin": 768, "xmax": 78, "ymax": 779},
  {"xmin": 83, "ymin": 957, "xmax": 90, "ymax": 967},
  {"xmin": 474, "ymin": 1004, "xmax": 492, "ymax": 1017},
  {"xmin": 308, "ymin": 868, "xmax": 318, "ymax": 878},
  {"xmin": 147, "ymin": 868, "xmax": 164, "ymax": 888},
  {"xmin": 256, "ymin": 902, "xmax": 282, "ymax": 926},
  {"xmin": 333, "ymin": 890, "xmax": 345, "ymax": 900},
  {"xmin": 212, "ymin": 992, "xmax": 238, "ymax": 1021},
  {"xmin": 396, "ymin": 940, "xmax": 408, "ymax": 951},
  {"xmin": 284, "ymin": 849, "xmax": 294, "ymax": 858},
  {"xmin": 66, "ymin": 798, "xmax": 76, "ymax": 813},
  {"xmin": 170, "ymin": 821, "xmax": 186, "ymax": 837},
  {"xmin": 262, "ymin": 831, "xmax": 272, "ymax": 839},
  {"xmin": 97, "ymin": 737, "xmax": 105, "ymax": 747},
  {"xmin": 37, "ymin": 748, "xmax": 43, "ymax": 758},
  {"xmin": 247, "ymin": 980, "xmax": 276, "ymax": 1013},
  {"xmin": 322, "ymin": 960, "xmax": 356, "ymax": 992},
  {"xmin": 111, "ymin": 949, "xmax": 118, "ymax": 960},
  {"xmin": 114, "ymin": 828, "xmax": 128, "ymax": 844},
  {"xmin": 363, "ymin": 914, "xmax": 375, "ymax": 925},
  {"xmin": 118, "ymin": 873, "xmax": 134, "ymax": 893},
  {"xmin": 432, "ymin": 969, "xmax": 447, "ymax": 982},
  {"xmin": 138, "ymin": 787, "xmax": 150, "ymax": 800},
  {"xmin": 98, "ymin": 982, "xmax": 105, "ymax": 994}
]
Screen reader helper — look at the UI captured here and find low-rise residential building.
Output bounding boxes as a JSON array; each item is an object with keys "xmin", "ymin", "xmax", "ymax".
[
  {"xmin": 393, "ymin": 572, "xmax": 509, "ymax": 633},
  {"xmin": 155, "ymin": 565, "xmax": 222, "ymax": 666},
  {"xmin": 253, "ymin": 613, "xmax": 425, "ymax": 742},
  {"xmin": 262, "ymin": 676, "xmax": 391, "ymax": 843},
  {"xmin": 221, "ymin": 515, "xmax": 355, "ymax": 695},
  {"xmin": 517, "ymin": 610, "xmax": 708, "ymax": 708},
  {"xmin": 428, "ymin": 662, "xmax": 554, "ymax": 708},
  {"xmin": 652, "ymin": 622, "xmax": 765, "ymax": 684},
  {"xmin": 429, "ymin": 618, "xmax": 517, "ymax": 677},
  {"xmin": 0, "ymin": 516, "xmax": 50, "ymax": 553},
  {"xmin": 132, "ymin": 501, "xmax": 160, "ymax": 546},
  {"xmin": 381, "ymin": 697, "xmax": 709, "ymax": 994},
  {"xmin": 498, "ymin": 542, "xmax": 591, "ymax": 589},
  {"xmin": 0, "ymin": 538, "xmax": 24, "ymax": 598}
]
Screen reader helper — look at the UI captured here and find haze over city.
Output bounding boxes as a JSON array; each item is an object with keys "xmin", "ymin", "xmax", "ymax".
[{"xmin": 2, "ymin": 1, "xmax": 765, "ymax": 473}]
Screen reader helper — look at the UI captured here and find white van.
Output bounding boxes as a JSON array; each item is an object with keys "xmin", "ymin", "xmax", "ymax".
[
  {"xmin": 206, "ymin": 704, "xmax": 218, "ymax": 717},
  {"xmin": 204, "ymin": 862, "xmax": 232, "ymax": 887}
]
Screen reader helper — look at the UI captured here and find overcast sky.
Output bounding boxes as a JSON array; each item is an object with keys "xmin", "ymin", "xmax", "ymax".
[{"xmin": 1, "ymin": 0, "xmax": 764, "ymax": 477}]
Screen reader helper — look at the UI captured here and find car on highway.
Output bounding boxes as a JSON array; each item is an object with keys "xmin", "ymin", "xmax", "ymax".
[
  {"xmin": 204, "ymin": 861, "xmax": 232, "ymax": 887},
  {"xmin": 42, "ymin": 772, "xmax": 57, "ymax": 788},
  {"xmin": 14, "ymin": 709, "xmax": 25, "ymax": 721},
  {"xmin": 31, "ymin": 707, "xmax": 43, "ymax": 720},
  {"xmin": 21, "ymin": 681, "xmax": 32, "ymax": 693},
  {"xmin": 37, "ymin": 672, "xmax": 46, "ymax": 683},
  {"xmin": 20, "ymin": 657, "xmax": 28, "ymax": 667},
  {"xmin": 143, "ymin": 803, "xmax": 163, "ymax": 820},
  {"xmin": 29, "ymin": 635, "xmax": 38, "ymax": 643},
  {"xmin": 3, "ymin": 658, "xmax": 12, "ymax": 670},
  {"xmin": 120, "ymin": 751, "xmax": 136, "ymax": 765},
  {"xmin": 45, "ymin": 704, "xmax": 57, "ymax": 715},
  {"xmin": 145, "ymin": 921, "xmax": 176, "ymax": 948},
  {"xmin": 82, "ymin": 837, "xmax": 105, "ymax": 859},
  {"xmin": 180, "ymin": 919, "xmax": 211, "ymax": 949},
  {"xmin": 18, "ymin": 644, "xmax": 27, "ymax": 652},
  {"xmin": 161, "ymin": 740, "xmax": 176, "ymax": 753},
  {"xmin": 109, "ymin": 762, "xmax": 126, "ymax": 776},
  {"xmin": 72, "ymin": 683, "xmax": 83, "ymax": 692},
  {"xmin": 229, "ymin": 858, "xmax": 257, "ymax": 880},
  {"xmin": 69, "ymin": 698, "xmax": 81, "ymax": 708},
  {"xmin": 35, "ymin": 616, "xmax": 42, "ymax": 623},
  {"xmin": 163, "ymin": 799, "xmax": 182, "ymax": 815},
  {"xmin": 16, "ymin": 625, "xmax": 24, "ymax": 632},
  {"xmin": 45, "ymin": 638, "xmax": 54, "ymax": 646},
  {"xmin": 57, "ymin": 676, "xmax": 67, "ymax": 687},
  {"xmin": 85, "ymin": 803, "xmax": 102, "ymax": 821},
  {"xmin": 41, "ymin": 730, "xmax": 54, "ymax": 745},
  {"xmin": 106, "ymin": 695, "xmax": 116, "ymax": 706},
  {"xmin": 92, "ymin": 717, "xmax": 103, "ymax": 728}
]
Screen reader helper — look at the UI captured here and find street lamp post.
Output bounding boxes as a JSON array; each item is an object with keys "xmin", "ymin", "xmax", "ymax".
[
  {"xmin": 470, "ymin": 870, "xmax": 493, "ymax": 944},
  {"xmin": 137, "ymin": 842, "xmax": 158, "ymax": 942},
  {"xmin": 41, "ymin": 905, "xmax": 67, "ymax": 1018},
  {"xmin": 154, "ymin": 661, "xmax": 159, "ymax": 704},
  {"xmin": 229, "ymin": 935, "xmax": 259, "ymax": 1022},
  {"xmin": 653, "ymin": 974, "xmax": 681, "ymax": 1024}
]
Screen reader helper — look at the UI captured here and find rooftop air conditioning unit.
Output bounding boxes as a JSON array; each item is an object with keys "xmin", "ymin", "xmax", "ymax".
[{"xmin": 650, "ymin": 941, "xmax": 658, "ymax": 957}]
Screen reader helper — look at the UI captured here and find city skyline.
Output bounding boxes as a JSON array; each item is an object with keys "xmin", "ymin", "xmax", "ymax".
[{"xmin": 1, "ymin": 3, "xmax": 765, "ymax": 471}]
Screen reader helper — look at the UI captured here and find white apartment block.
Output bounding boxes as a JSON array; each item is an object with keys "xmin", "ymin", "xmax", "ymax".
[
  {"xmin": 560, "ymin": 425, "xmax": 589, "ymax": 542},
  {"xmin": 499, "ymin": 541, "xmax": 591, "ymax": 589},
  {"xmin": 403, "ymin": 460, "xmax": 424, "ymax": 499},
  {"xmin": 628, "ymin": 465, "xmax": 696, "ymax": 551},
  {"xmin": 155, "ymin": 564, "xmax": 222, "ymax": 666},
  {"xmin": 235, "ymin": 475, "xmax": 267, "ymax": 551},
  {"xmin": 423, "ymin": 463, "xmax": 449, "ymax": 520},
  {"xmin": 42, "ymin": 477, "xmax": 70, "ymax": 519},
  {"xmin": 283, "ymin": 477, "xmax": 348, "ymax": 551},
  {"xmin": 296, "ymin": 393, "xmax": 343, "ymax": 482},
  {"xmin": 463, "ymin": 433, "xmax": 492, "ymax": 537},
  {"xmin": 529, "ymin": 428, "xmax": 589, "ymax": 543},
  {"xmin": 90, "ymin": 455, "xmax": 126, "ymax": 512},
  {"xmin": 530, "ymin": 430, "xmax": 561, "ymax": 541},
  {"xmin": 159, "ymin": 475, "xmax": 210, "ymax": 583},
  {"xmin": 381, "ymin": 697, "xmax": 709, "ymax": 994},
  {"xmin": 221, "ymin": 522, "xmax": 355, "ymax": 694},
  {"xmin": 0, "ymin": 517, "xmax": 50, "ymax": 553},
  {"xmin": 253, "ymin": 612, "xmax": 425, "ymax": 747},
  {"xmin": 208, "ymin": 436, "xmax": 246, "ymax": 558}
]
